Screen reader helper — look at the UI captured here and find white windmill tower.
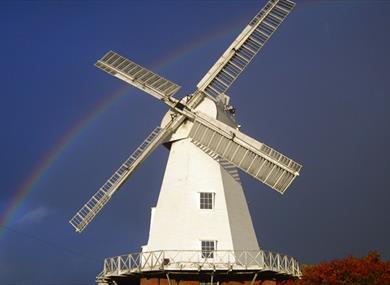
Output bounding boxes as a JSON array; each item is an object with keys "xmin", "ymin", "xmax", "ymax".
[{"xmin": 70, "ymin": 0, "xmax": 302, "ymax": 284}]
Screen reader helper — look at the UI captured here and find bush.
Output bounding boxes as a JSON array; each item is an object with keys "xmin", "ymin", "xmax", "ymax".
[{"xmin": 281, "ymin": 252, "xmax": 390, "ymax": 285}]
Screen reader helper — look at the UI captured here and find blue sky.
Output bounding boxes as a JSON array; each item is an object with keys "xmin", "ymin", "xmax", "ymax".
[{"xmin": 1, "ymin": 0, "xmax": 389, "ymax": 284}]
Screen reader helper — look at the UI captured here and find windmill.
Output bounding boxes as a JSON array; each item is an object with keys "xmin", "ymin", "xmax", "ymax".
[{"xmin": 71, "ymin": 0, "xmax": 302, "ymax": 284}]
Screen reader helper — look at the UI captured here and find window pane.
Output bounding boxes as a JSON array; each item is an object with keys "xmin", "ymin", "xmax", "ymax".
[
  {"xmin": 201, "ymin": 240, "xmax": 215, "ymax": 258},
  {"xmin": 200, "ymin": 192, "xmax": 214, "ymax": 209}
]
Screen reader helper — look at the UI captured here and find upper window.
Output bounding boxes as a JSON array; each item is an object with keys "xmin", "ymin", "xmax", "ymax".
[
  {"xmin": 200, "ymin": 192, "xmax": 214, "ymax": 209},
  {"xmin": 201, "ymin": 240, "xmax": 216, "ymax": 258}
]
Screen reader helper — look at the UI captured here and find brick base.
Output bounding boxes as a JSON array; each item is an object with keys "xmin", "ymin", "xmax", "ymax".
[
  {"xmin": 101, "ymin": 271, "xmax": 293, "ymax": 285},
  {"xmin": 141, "ymin": 279, "xmax": 276, "ymax": 285},
  {"xmin": 141, "ymin": 278, "xmax": 277, "ymax": 285}
]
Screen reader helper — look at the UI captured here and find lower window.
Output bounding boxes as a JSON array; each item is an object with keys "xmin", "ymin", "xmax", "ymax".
[{"xmin": 201, "ymin": 240, "xmax": 216, "ymax": 258}]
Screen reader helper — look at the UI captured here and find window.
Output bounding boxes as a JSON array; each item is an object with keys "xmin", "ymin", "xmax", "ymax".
[
  {"xmin": 201, "ymin": 240, "xmax": 215, "ymax": 258},
  {"xmin": 200, "ymin": 192, "xmax": 214, "ymax": 209}
]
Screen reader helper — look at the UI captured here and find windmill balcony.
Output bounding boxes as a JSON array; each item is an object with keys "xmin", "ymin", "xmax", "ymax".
[{"xmin": 101, "ymin": 250, "xmax": 302, "ymax": 278}]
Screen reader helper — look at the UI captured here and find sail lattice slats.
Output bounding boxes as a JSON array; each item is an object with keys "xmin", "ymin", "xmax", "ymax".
[
  {"xmin": 192, "ymin": 140, "xmax": 241, "ymax": 184},
  {"xmin": 70, "ymin": 126, "xmax": 165, "ymax": 233},
  {"xmin": 96, "ymin": 51, "xmax": 181, "ymax": 100},
  {"xmin": 196, "ymin": 0, "xmax": 295, "ymax": 99},
  {"xmin": 188, "ymin": 115, "xmax": 301, "ymax": 194}
]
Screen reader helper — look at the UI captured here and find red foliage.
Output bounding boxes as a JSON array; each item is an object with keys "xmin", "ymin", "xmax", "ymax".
[{"xmin": 280, "ymin": 252, "xmax": 390, "ymax": 285}]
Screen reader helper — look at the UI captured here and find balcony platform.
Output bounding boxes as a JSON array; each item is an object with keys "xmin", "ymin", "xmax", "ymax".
[{"xmin": 97, "ymin": 250, "xmax": 301, "ymax": 285}]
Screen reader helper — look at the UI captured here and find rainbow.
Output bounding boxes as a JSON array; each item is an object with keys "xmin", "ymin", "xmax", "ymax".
[{"xmin": 0, "ymin": 14, "xmax": 247, "ymax": 234}]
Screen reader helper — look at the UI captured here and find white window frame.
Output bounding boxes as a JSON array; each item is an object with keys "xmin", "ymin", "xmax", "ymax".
[
  {"xmin": 201, "ymin": 240, "xmax": 216, "ymax": 258},
  {"xmin": 199, "ymin": 192, "xmax": 215, "ymax": 210}
]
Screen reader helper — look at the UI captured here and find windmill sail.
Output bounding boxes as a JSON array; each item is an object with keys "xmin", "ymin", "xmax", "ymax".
[
  {"xmin": 188, "ymin": 113, "xmax": 301, "ymax": 194},
  {"xmin": 70, "ymin": 126, "xmax": 168, "ymax": 232},
  {"xmin": 96, "ymin": 51, "xmax": 181, "ymax": 101},
  {"xmin": 196, "ymin": 0, "xmax": 295, "ymax": 100}
]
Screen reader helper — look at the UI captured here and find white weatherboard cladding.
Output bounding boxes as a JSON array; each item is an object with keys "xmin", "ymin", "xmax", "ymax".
[
  {"xmin": 221, "ymin": 168, "xmax": 259, "ymax": 250},
  {"xmin": 144, "ymin": 98, "xmax": 259, "ymax": 253}
]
